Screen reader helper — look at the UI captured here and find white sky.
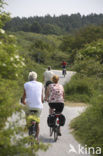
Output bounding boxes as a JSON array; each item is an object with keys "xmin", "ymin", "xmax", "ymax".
[{"xmin": 4, "ymin": 0, "xmax": 103, "ymax": 17}]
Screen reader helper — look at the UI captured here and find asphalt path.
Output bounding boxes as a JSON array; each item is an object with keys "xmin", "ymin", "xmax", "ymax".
[
  {"xmin": 6, "ymin": 70, "xmax": 90, "ymax": 156},
  {"xmin": 38, "ymin": 70, "xmax": 90, "ymax": 156}
]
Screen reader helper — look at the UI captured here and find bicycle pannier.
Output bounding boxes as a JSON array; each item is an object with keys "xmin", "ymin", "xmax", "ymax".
[
  {"xmin": 47, "ymin": 114, "xmax": 56, "ymax": 127},
  {"xmin": 59, "ymin": 114, "xmax": 66, "ymax": 126}
]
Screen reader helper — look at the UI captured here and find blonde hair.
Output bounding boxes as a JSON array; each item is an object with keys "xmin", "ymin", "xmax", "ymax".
[{"xmin": 52, "ymin": 75, "xmax": 59, "ymax": 83}]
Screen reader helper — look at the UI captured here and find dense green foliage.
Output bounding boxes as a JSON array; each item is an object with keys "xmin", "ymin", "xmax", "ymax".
[
  {"xmin": 11, "ymin": 31, "xmax": 70, "ymax": 69},
  {"xmin": 70, "ymin": 96, "xmax": 103, "ymax": 155},
  {"xmin": 59, "ymin": 17, "xmax": 103, "ymax": 155},
  {"xmin": 4, "ymin": 13, "xmax": 103, "ymax": 34},
  {"xmin": 0, "ymin": 1, "xmax": 47, "ymax": 155}
]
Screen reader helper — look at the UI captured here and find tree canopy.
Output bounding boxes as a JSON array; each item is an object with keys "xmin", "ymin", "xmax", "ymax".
[{"xmin": 4, "ymin": 13, "xmax": 103, "ymax": 34}]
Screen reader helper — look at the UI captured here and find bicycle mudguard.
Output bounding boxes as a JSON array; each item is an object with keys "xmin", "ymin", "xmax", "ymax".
[{"xmin": 27, "ymin": 115, "xmax": 40, "ymax": 127}]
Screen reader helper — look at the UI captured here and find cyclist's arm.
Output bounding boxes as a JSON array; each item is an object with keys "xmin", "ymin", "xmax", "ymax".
[
  {"xmin": 62, "ymin": 86, "xmax": 65, "ymax": 99},
  {"xmin": 63, "ymin": 91, "xmax": 64, "ymax": 99},
  {"xmin": 22, "ymin": 89, "xmax": 26, "ymax": 105},
  {"xmin": 41, "ymin": 87, "xmax": 44, "ymax": 103}
]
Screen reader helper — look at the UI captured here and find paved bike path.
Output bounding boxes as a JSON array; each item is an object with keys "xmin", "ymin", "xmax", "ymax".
[{"xmin": 38, "ymin": 70, "xmax": 90, "ymax": 156}]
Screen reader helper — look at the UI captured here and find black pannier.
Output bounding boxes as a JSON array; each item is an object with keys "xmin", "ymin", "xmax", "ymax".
[
  {"xmin": 47, "ymin": 114, "xmax": 66, "ymax": 127},
  {"xmin": 59, "ymin": 114, "xmax": 66, "ymax": 126},
  {"xmin": 47, "ymin": 114, "xmax": 56, "ymax": 127}
]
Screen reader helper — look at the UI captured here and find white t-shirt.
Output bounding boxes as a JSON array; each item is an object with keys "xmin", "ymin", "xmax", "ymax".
[
  {"xmin": 44, "ymin": 70, "xmax": 54, "ymax": 84},
  {"xmin": 24, "ymin": 81, "xmax": 43, "ymax": 109}
]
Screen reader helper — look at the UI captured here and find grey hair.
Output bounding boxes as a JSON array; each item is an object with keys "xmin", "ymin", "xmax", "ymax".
[{"xmin": 28, "ymin": 71, "xmax": 37, "ymax": 81}]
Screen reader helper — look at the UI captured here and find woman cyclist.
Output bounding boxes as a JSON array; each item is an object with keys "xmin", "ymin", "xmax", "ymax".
[{"xmin": 45, "ymin": 75, "xmax": 64, "ymax": 136}]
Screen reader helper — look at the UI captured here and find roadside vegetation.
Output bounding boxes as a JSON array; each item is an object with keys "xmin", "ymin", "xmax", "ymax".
[
  {"xmin": 0, "ymin": 1, "xmax": 47, "ymax": 155},
  {"xmin": 62, "ymin": 24, "xmax": 103, "ymax": 155}
]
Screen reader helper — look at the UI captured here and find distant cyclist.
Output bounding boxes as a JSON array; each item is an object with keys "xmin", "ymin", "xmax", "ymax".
[
  {"xmin": 22, "ymin": 71, "xmax": 43, "ymax": 142},
  {"xmin": 43, "ymin": 66, "xmax": 54, "ymax": 94},
  {"xmin": 61, "ymin": 61, "xmax": 67, "ymax": 77},
  {"xmin": 61, "ymin": 61, "xmax": 67, "ymax": 69},
  {"xmin": 45, "ymin": 75, "xmax": 64, "ymax": 136}
]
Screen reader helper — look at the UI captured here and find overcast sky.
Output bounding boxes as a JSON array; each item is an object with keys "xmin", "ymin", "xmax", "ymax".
[{"xmin": 4, "ymin": 0, "xmax": 103, "ymax": 17}]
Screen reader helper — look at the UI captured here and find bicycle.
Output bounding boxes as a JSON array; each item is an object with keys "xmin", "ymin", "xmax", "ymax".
[
  {"xmin": 62, "ymin": 68, "xmax": 66, "ymax": 77},
  {"xmin": 48, "ymin": 108, "xmax": 65, "ymax": 142},
  {"xmin": 26, "ymin": 110, "xmax": 40, "ymax": 144},
  {"xmin": 49, "ymin": 112, "xmax": 61, "ymax": 142}
]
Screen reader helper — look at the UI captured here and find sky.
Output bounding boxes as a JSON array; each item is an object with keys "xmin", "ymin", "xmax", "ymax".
[{"xmin": 4, "ymin": 0, "xmax": 103, "ymax": 17}]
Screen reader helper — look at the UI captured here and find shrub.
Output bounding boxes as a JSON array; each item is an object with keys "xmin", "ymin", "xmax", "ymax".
[
  {"xmin": 70, "ymin": 96, "xmax": 103, "ymax": 155},
  {"xmin": 65, "ymin": 74, "xmax": 94, "ymax": 102}
]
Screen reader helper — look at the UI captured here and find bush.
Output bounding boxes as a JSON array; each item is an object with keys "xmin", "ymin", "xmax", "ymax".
[
  {"xmin": 70, "ymin": 96, "xmax": 103, "ymax": 155},
  {"xmin": 65, "ymin": 74, "xmax": 94, "ymax": 102}
]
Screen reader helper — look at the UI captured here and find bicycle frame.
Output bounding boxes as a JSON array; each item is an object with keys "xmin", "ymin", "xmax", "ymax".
[
  {"xmin": 27, "ymin": 111, "xmax": 40, "ymax": 139},
  {"xmin": 49, "ymin": 112, "xmax": 61, "ymax": 142},
  {"xmin": 28, "ymin": 120, "xmax": 37, "ymax": 137},
  {"xmin": 62, "ymin": 68, "xmax": 66, "ymax": 77}
]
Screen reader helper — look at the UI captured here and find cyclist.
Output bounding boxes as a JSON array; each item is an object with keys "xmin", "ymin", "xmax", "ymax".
[
  {"xmin": 43, "ymin": 66, "xmax": 54, "ymax": 94},
  {"xmin": 45, "ymin": 75, "xmax": 64, "ymax": 136},
  {"xmin": 22, "ymin": 71, "xmax": 43, "ymax": 142},
  {"xmin": 61, "ymin": 61, "xmax": 67, "ymax": 69},
  {"xmin": 61, "ymin": 61, "xmax": 67, "ymax": 76}
]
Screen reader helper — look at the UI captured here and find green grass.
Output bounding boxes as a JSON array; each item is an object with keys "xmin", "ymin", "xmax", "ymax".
[
  {"xmin": 64, "ymin": 74, "xmax": 95, "ymax": 103},
  {"xmin": 70, "ymin": 97, "xmax": 103, "ymax": 155}
]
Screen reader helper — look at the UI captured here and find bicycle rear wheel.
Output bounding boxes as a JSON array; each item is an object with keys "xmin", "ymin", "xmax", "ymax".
[
  {"xmin": 54, "ymin": 127, "xmax": 58, "ymax": 142},
  {"xmin": 50, "ymin": 127, "xmax": 53, "ymax": 136}
]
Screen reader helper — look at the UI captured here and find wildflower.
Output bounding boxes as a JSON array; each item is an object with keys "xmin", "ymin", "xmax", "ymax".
[
  {"xmin": 10, "ymin": 57, "xmax": 14, "ymax": 61},
  {"xmin": 16, "ymin": 73, "xmax": 18, "ymax": 77},
  {"xmin": 15, "ymin": 55, "xmax": 19, "ymax": 59},
  {"xmin": 0, "ymin": 29, "xmax": 5, "ymax": 34},
  {"xmin": 2, "ymin": 63, "xmax": 6, "ymax": 66},
  {"xmin": 13, "ymin": 63, "xmax": 18, "ymax": 68},
  {"xmin": 21, "ymin": 61, "xmax": 25, "ymax": 66},
  {"xmin": 9, "ymin": 35, "xmax": 14, "ymax": 38}
]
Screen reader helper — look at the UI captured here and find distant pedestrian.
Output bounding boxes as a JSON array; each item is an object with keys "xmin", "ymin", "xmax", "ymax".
[{"xmin": 44, "ymin": 66, "xmax": 54, "ymax": 94}]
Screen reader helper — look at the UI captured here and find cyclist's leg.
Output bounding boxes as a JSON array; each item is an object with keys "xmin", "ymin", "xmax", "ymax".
[
  {"xmin": 33, "ymin": 108, "xmax": 42, "ymax": 140},
  {"xmin": 49, "ymin": 103, "xmax": 55, "ymax": 114}
]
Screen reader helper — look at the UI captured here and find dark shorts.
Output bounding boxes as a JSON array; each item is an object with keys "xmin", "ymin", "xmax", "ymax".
[
  {"xmin": 62, "ymin": 66, "xmax": 66, "ymax": 69},
  {"xmin": 49, "ymin": 103, "xmax": 64, "ymax": 113}
]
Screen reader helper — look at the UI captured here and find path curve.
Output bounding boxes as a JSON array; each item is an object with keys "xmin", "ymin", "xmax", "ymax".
[{"xmin": 38, "ymin": 70, "xmax": 90, "ymax": 156}]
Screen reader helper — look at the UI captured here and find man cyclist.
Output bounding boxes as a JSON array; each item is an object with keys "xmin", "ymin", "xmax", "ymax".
[
  {"xmin": 43, "ymin": 66, "xmax": 54, "ymax": 94},
  {"xmin": 61, "ymin": 61, "xmax": 67, "ymax": 76},
  {"xmin": 22, "ymin": 71, "xmax": 43, "ymax": 141},
  {"xmin": 61, "ymin": 61, "xmax": 67, "ymax": 69}
]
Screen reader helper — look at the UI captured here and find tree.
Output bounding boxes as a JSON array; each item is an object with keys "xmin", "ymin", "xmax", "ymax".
[
  {"xmin": 31, "ymin": 21, "xmax": 41, "ymax": 33},
  {"xmin": 0, "ymin": 1, "xmax": 46, "ymax": 155}
]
